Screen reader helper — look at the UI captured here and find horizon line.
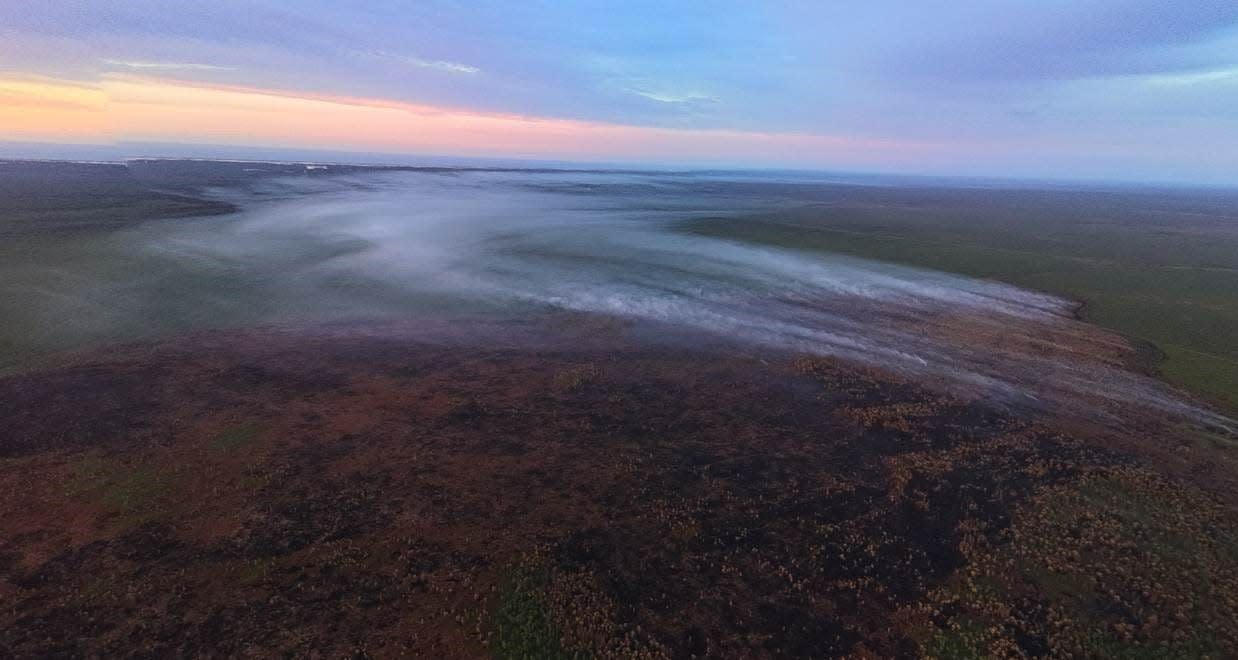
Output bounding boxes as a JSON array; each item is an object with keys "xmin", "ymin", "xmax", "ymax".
[{"xmin": 4, "ymin": 144, "xmax": 1238, "ymax": 193}]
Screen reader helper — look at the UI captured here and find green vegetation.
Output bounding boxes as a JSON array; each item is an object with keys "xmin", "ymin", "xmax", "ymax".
[
  {"xmin": 924, "ymin": 467, "xmax": 1238, "ymax": 658},
  {"xmin": 681, "ymin": 194, "xmax": 1238, "ymax": 415},
  {"xmin": 236, "ymin": 557, "xmax": 275, "ymax": 586},
  {"xmin": 211, "ymin": 423, "xmax": 264, "ymax": 451},
  {"xmin": 491, "ymin": 564, "xmax": 589, "ymax": 660},
  {"xmin": 67, "ymin": 454, "xmax": 172, "ymax": 525},
  {"xmin": 927, "ymin": 620, "xmax": 990, "ymax": 660}
]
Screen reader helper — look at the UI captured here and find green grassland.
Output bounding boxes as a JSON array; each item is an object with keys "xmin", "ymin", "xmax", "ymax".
[{"xmin": 679, "ymin": 187, "xmax": 1238, "ymax": 415}]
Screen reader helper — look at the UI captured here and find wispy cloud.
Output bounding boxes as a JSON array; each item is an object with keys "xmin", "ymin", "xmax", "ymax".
[
  {"xmin": 402, "ymin": 56, "xmax": 480, "ymax": 75},
  {"xmin": 1139, "ymin": 67, "xmax": 1238, "ymax": 87},
  {"xmin": 101, "ymin": 59, "xmax": 235, "ymax": 72},
  {"xmin": 362, "ymin": 50, "xmax": 480, "ymax": 75},
  {"xmin": 88, "ymin": 74, "xmax": 932, "ymax": 166},
  {"xmin": 627, "ymin": 88, "xmax": 719, "ymax": 105}
]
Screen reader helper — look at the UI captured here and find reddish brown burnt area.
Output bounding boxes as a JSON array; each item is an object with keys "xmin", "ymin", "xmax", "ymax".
[{"xmin": 0, "ymin": 318, "xmax": 1229, "ymax": 657}]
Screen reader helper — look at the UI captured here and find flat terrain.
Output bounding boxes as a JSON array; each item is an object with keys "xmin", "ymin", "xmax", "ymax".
[
  {"xmin": 2, "ymin": 161, "xmax": 1237, "ymax": 657},
  {"xmin": 0, "ymin": 160, "xmax": 237, "ymax": 235},
  {"xmin": 1, "ymin": 319, "xmax": 1235, "ymax": 658},
  {"xmin": 680, "ymin": 183, "xmax": 1238, "ymax": 414}
]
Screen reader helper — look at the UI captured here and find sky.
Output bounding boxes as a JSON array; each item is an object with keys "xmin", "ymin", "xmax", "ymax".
[{"xmin": 2, "ymin": 1, "xmax": 1238, "ymax": 183}]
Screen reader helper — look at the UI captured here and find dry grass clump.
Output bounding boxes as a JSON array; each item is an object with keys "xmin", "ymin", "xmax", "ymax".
[
  {"xmin": 793, "ymin": 356, "xmax": 899, "ymax": 397},
  {"xmin": 541, "ymin": 568, "xmax": 669, "ymax": 660},
  {"xmin": 553, "ymin": 363, "xmax": 602, "ymax": 392},
  {"xmin": 842, "ymin": 403, "xmax": 942, "ymax": 433}
]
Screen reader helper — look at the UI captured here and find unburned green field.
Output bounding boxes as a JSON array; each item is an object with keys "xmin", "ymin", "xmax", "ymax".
[{"xmin": 680, "ymin": 184, "xmax": 1238, "ymax": 415}]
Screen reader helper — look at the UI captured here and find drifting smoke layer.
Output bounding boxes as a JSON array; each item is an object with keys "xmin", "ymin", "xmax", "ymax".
[{"xmin": 13, "ymin": 168, "xmax": 1230, "ymax": 427}]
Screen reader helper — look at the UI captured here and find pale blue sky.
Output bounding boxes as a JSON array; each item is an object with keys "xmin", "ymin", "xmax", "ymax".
[{"xmin": 3, "ymin": 1, "xmax": 1238, "ymax": 183}]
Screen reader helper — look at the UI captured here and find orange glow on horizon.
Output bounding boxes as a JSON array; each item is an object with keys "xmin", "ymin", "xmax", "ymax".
[
  {"xmin": 1, "ymin": 74, "xmax": 940, "ymax": 165},
  {"xmin": 0, "ymin": 76, "xmax": 111, "ymax": 141}
]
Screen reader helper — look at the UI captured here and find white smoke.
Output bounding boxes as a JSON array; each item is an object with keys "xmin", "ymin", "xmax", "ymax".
[{"xmin": 25, "ymin": 168, "xmax": 1232, "ymax": 429}]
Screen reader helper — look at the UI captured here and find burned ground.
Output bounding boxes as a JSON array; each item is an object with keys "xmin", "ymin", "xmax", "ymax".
[{"xmin": 0, "ymin": 319, "xmax": 1235, "ymax": 658}]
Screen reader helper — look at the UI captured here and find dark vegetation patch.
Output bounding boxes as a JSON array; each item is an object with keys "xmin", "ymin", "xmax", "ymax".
[
  {"xmin": 916, "ymin": 467, "xmax": 1238, "ymax": 657},
  {"xmin": 225, "ymin": 474, "xmax": 398, "ymax": 558},
  {"xmin": 64, "ymin": 454, "xmax": 174, "ymax": 528},
  {"xmin": 491, "ymin": 562, "xmax": 591, "ymax": 660},
  {"xmin": 0, "ymin": 160, "xmax": 235, "ymax": 235},
  {"xmin": 0, "ymin": 364, "xmax": 167, "ymax": 456},
  {"xmin": 211, "ymin": 364, "xmax": 350, "ymax": 395},
  {"xmin": 210, "ymin": 423, "xmax": 263, "ymax": 451}
]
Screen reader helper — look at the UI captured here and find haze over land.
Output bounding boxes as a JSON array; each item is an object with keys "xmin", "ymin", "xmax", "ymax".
[
  {"xmin": 2, "ymin": 164, "xmax": 1230, "ymax": 429},
  {"xmin": 4, "ymin": 2, "xmax": 1238, "ymax": 658},
  {"xmin": 2, "ymin": 160, "xmax": 1238, "ymax": 657}
]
